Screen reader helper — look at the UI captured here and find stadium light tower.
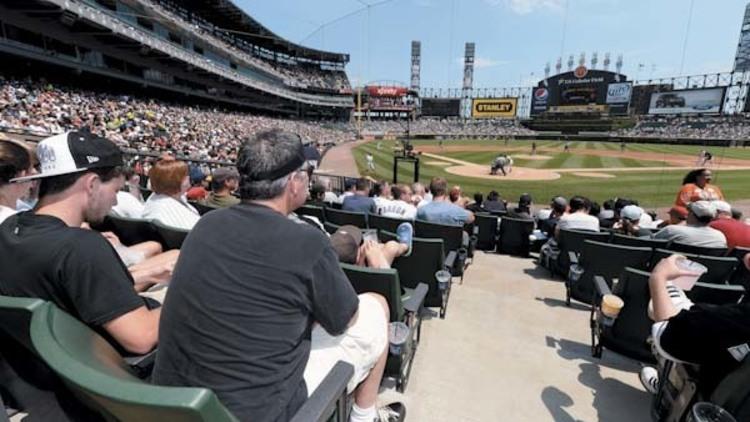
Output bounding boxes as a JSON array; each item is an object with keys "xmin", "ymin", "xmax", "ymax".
[
  {"xmin": 555, "ymin": 57, "xmax": 562, "ymax": 74},
  {"xmin": 544, "ymin": 62, "xmax": 551, "ymax": 80},
  {"xmin": 603, "ymin": 52, "xmax": 611, "ymax": 71},
  {"xmin": 579, "ymin": 52, "xmax": 586, "ymax": 67},
  {"xmin": 734, "ymin": 2, "xmax": 750, "ymax": 72},
  {"xmin": 591, "ymin": 52, "xmax": 598, "ymax": 69},
  {"xmin": 616, "ymin": 54, "xmax": 623, "ymax": 74},
  {"xmin": 567, "ymin": 55, "xmax": 574, "ymax": 71},
  {"xmin": 462, "ymin": 42, "xmax": 475, "ymax": 119},
  {"xmin": 410, "ymin": 41, "xmax": 421, "ymax": 92}
]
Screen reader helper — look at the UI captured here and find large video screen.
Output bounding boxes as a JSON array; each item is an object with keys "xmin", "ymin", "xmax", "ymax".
[
  {"xmin": 421, "ymin": 98, "xmax": 461, "ymax": 117},
  {"xmin": 649, "ymin": 88, "xmax": 725, "ymax": 115}
]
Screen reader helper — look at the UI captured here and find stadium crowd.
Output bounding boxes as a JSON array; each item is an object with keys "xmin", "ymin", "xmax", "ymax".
[
  {"xmin": 613, "ymin": 115, "xmax": 750, "ymax": 140},
  {"xmin": 359, "ymin": 118, "xmax": 536, "ymax": 137},
  {"xmin": 141, "ymin": 0, "xmax": 351, "ymax": 93},
  {"xmin": 0, "ymin": 76, "xmax": 353, "ymax": 162}
]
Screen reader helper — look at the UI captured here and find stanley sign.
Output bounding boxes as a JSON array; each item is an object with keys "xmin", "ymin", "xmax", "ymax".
[{"xmin": 471, "ymin": 98, "xmax": 518, "ymax": 118}]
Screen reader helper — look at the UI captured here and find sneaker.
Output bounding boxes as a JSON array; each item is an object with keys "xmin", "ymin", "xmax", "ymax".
[
  {"xmin": 396, "ymin": 222, "xmax": 413, "ymax": 257},
  {"xmin": 376, "ymin": 402, "xmax": 406, "ymax": 422},
  {"xmin": 640, "ymin": 366, "xmax": 660, "ymax": 394}
]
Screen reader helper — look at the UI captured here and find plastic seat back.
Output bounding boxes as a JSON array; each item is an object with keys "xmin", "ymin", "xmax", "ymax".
[
  {"xmin": 368, "ymin": 214, "xmax": 408, "ymax": 234},
  {"xmin": 109, "ymin": 215, "xmax": 160, "ymax": 246},
  {"xmin": 687, "ymin": 282, "xmax": 745, "ymax": 306},
  {"xmin": 340, "ymin": 264, "xmax": 403, "ymax": 322},
  {"xmin": 611, "ymin": 233, "xmax": 669, "ymax": 250},
  {"xmin": 414, "ymin": 220, "xmax": 464, "ymax": 252},
  {"xmin": 474, "ymin": 213, "xmax": 498, "ymax": 251},
  {"xmin": 190, "ymin": 202, "xmax": 217, "ymax": 216},
  {"xmin": 651, "ymin": 249, "xmax": 738, "ymax": 285},
  {"xmin": 297, "ymin": 205, "xmax": 325, "ymax": 223},
  {"xmin": 497, "ymin": 217, "xmax": 534, "ymax": 256},
  {"xmin": 571, "ymin": 241, "xmax": 652, "ymax": 305},
  {"xmin": 557, "ymin": 229, "xmax": 610, "ymax": 271},
  {"xmin": 603, "ymin": 268, "xmax": 654, "ymax": 362},
  {"xmin": 152, "ymin": 221, "xmax": 190, "ymax": 250},
  {"xmin": 30, "ymin": 303, "xmax": 237, "ymax": 422},
  {"xmin": 380, "ymin": 231, "xmax": 446, "ymax": 309},
  {"xmin": 669, "ymin": 242, "xmax": 727, "ymax": 257},
  {"xmin": 324, "ymin": 209, "xmax": 368, "ymax": 229}
]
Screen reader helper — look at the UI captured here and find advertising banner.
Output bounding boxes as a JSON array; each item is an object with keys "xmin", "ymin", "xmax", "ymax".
[
  {"xmin": 648, "ymin": 88, "xmax": 725, "ymax": 115},
  {"xmin": 606, "ymin": 82, "xmax": 633, "ymax": 104},
  {"xmin": 472, "ymin": 98, "xmax": 517, "ymax": 118},
  {"xmin": 366, "ymin": 86, "xmax": 409, "ymax": 97}
]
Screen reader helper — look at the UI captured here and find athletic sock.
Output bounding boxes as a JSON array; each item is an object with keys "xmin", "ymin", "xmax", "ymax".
[{"xmin": 350, "ymin": 403, "xmax": 377, "ymax": 422}]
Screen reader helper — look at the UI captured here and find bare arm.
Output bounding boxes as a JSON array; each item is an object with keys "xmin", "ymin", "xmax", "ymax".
[
  {"xmin": 649, "ymin": 254, "xmax": 701, "ymax": 322},
  {"xmin": 103, "ymin": 306, "xmax": 161, "ymax": 355}
]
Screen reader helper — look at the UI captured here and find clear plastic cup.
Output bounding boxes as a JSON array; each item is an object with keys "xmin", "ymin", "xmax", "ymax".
[
  {"xmin": 388, "ymin": 322, "xmax": 409, "ymax": 355},
  {"xmin": 672, "ymin": 258, "xmax": 708, "ymax": 291},
  {"xmin": 687, "ymin": 402, "xmax": 736, "ymax": 422},
  {"xmin": 435, "ymin": 270, "xmax": 452, "ymax": 291},
  {"xmin": 569, "ymin": 264, "xmax": 584, "ymax": 282}
]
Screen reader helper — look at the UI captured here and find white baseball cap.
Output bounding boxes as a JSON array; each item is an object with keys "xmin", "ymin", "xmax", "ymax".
[{"xmin": 12, "ymin": 131, "xmax": 123, "ymax": 182}]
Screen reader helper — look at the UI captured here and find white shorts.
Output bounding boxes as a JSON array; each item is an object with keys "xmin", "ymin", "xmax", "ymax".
[{"xmin": 303, "ymin": 294, "xmax": 388, "ymax": 395}]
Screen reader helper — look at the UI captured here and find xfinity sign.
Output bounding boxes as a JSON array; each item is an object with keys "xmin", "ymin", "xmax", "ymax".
[{"xmin": 606, "ymin": 82, "xmax": 632, "ymax": 104}]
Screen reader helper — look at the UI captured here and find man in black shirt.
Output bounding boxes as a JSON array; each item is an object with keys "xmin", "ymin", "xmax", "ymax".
[
  {"xmin": 0, "ymin": 132, "xmax": 162, "ymax": 418},
  {"xmin": 640, "ymin": 254, "xmax": 750, "ymax": 396},
  {"xmin": 153, "ymin": 129, "xmax": 402, "ymax": 422}
]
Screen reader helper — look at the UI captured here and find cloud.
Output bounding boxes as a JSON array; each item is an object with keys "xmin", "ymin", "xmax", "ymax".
[
  {"xmin": 454, "ymin": 56, "xmax": 510, "ymax": 68},
  {"xmin": 483, "ymin": 0, "xmax": 565, "ymax": 15}
]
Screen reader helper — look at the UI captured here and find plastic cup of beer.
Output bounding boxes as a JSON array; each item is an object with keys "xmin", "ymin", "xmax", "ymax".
[
  {"xmin": 435, "ymin": 270, "xmax": 452, "ymax": 291},
  {"xmin": 687, "ymin": 402, "xmax": 736, "ymax": 422},
  {"xmin": 388, "ymin": 322, "xmax": 409, "ymax": 355},
  {"xmin": 601, "ymin": 294, "xmax": 624, "ymax": 319},
  {"xmin": 672, "ymin": 258, "xmax": 708, "ymax": 291}
]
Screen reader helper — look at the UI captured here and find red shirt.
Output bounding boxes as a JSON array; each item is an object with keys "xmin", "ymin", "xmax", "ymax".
[
  {"xmin": 186, "ymin": 186, "xmax": 208, "ymax": 201},
  {"xmin": 709, "ymin": 218, "xmax": 750, "ymax": 250}
]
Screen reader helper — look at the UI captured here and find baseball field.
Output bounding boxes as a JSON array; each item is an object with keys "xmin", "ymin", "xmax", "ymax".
[{"xmin": 351, "ymin": 139, "xmax": 750, "ymax": 209}]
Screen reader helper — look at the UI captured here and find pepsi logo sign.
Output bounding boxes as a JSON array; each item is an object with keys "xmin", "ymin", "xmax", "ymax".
[
  {"xmin": 574, "ymin": 65, "xmax": 588, "ymax": 79},
  {"xmin": 534, "ymin": 88, "xmax": 549, "ymax": 101}
]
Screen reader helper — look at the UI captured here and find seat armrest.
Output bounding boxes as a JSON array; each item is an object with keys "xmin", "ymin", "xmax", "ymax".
[
  {"xmin": 594, "ymin": 276, "xmax": 612, "ymax": 298},
  {"xmin": 403, "ymin": 283, "xmax": 429, "ymax": 314},
  {"xmin": 568, "ymin": 251, "xmax": 579, "ymax": 265},
  {"xmin": 290, "ymin": 361, "xmax": 354, "ymax": 422},
  {"xmin": 124, "ymin": 349, "xmax": 157, "ymax": 379},
  {"xmin": 445, "ymin": 250, "xmax": 458, "ymax": 269}
]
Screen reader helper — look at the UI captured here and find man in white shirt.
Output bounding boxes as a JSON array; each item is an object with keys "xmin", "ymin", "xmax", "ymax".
[
  {"xmin": 555, "ymin": 196, "xmax": 599, "ymax": 237},
  {"xmin": 380, "ymin": 184, "xmax": 417, "ymax": 220},
  {"xmin": 372, "ymin": 181, "xmax": 392, "ymax": 215},
  {"xmin": 653, "ymin": 201, "xmax": 727, "ymax": 248}
]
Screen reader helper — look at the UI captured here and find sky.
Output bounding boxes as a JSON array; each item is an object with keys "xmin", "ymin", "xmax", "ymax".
[{"xmin": 238, "ymin": 0, "xmax": 748, "ymax": 89}]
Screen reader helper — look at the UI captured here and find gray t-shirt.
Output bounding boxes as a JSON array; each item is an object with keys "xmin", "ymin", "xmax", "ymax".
[
  {"xmin": 653, "ymin": 224, "xmax": 727, "ymax": 248},
  {"xmin": 417, "ymin": 201, "xmax": 471, "ymax": 226}
]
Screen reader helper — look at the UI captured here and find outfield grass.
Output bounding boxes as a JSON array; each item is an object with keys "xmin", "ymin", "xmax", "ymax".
[{"xmin": 353, "ymin": 139, "xmax": 750, "ymax": 209}]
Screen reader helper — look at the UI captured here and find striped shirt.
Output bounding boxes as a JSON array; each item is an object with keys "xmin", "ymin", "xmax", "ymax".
[{"xmin": 142, "ymin": 193, "xmax": 200, "ymax": 230}]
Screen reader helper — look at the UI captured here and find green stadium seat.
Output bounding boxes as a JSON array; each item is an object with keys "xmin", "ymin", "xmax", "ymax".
[
  {"xmin": 325, "ymin": 208, "xmax": 368, "ymax": 229},
  {"xmin": 151, "ymin": 220, "xmax": 190, "ymax": 250},
  {"xmin": 108, "ymin": 215, "xmax": 161, "ymax": 246}
]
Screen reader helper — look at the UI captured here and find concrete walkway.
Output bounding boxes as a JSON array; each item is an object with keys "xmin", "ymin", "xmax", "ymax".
[
  {"xmin": 380, "ymin": 251, "xmax": 651, "ymax": 421},
  {"xmin": 318, "ymin": 141, "xmax": 363, "ymax": 177}
]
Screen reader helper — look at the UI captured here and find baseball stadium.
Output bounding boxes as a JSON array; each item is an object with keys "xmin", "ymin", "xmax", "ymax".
[{"xmin": 4, "ymin": 1, "xmax": 750, "ymax": 422}]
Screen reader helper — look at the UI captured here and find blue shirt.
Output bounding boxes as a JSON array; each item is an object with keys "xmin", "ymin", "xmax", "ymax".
[
  {"xmin": 342, "ymin": 194, "xmax": 376, "ymax": 214},
  {"xmin": 417, "ymin": 201, "xmax": 471, "ymax": 226}
]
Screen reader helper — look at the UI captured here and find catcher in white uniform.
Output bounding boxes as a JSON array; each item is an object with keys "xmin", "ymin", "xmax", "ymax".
[{"xmin": 490, "ymin": 154, "xmax": 514, "ymax": 176}]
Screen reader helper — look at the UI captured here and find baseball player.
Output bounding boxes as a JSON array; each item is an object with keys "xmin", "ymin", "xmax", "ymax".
[
  {"xmin": 365, "ymin": 153, "xmax": 375, "ymax": 172},
  {"xmin": 563, "ymin": 142, "xmax": 570, "ymax": 152},
  {"xmin": 490, "ymin": 154, "xmax": 514, "ymax": 176},
  {"xmin": 531, "ymin": 142, "xmax": 537, "ymax": 156}
]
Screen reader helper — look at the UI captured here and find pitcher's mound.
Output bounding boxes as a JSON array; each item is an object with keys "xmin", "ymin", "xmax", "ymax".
[{"xmin": 444, "ymin": 164, "xmax": 561, "ymax": 181}]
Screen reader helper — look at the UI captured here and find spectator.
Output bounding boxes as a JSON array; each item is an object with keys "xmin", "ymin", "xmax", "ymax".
[
  {"xmin": 308, "ymin": 182, "xmax": 327, "ymax": 207},
  {"xmin": 185, "ymin": 166, "xmax": 209, "ymax": 201},
  {"xmin": 615, "ymin": 205, "xmax": 653, "ymax": 237},
  {"xmin": 653, "ymin": 201, "xmax": 727, "ymax": 248},
  {"xmin": 482, "ymin": 190, "xmax": 507, "ymax": 213},
  {"xmin": 640, "ymin": 254, "xmax": 750, "ymax": 396},
  {"xmin": 555, "ymin": 196, "xmax": 599, "ymax": 236},
  {"xmin": 338, "ymin": 178, "xmax": 357, "ymax": 203},
  {"xmin": 379, "ymin": 184, "xmax": 417, "ymax": 220},
  {"xmin": 317, "ymin": 177, "xmax": 339, "ymax": 204},
  {"xmin": 0, "ymin": 138, "xmax": 35, "ymax": 224},
  {"xmin": 111, "ymin": 166, "xmax": 146, "ymax": 218},
  {"xmin": 466, "ymin": 193, "xmax": 484, "ymax": 214},
  {"xmin": 411, "ymin": 182, "xmax": 430, "ymax": 207},
  {"xmin": 664, "ymin": 206, "xmax": 688, "ymax": 227},
  {"xmin": 342, "ymin": 177, "xmax": 377, "ymax": 214},
  {"xmin": 674, "ymin": 169, "xmax": 724, "ymax": 216},
  {"xmin": 598, "ymin": 199, "xmax": 616, "ymax": 229},
  {"xmin": 152, "ymin": 129, "xmax": 404, "ymax": 422},
  {"xmin": 417, "ymin": 177, "xmax": 475, "ymax": 226},
  {"xmin": 142, "ymin": 156, "xmax": 200, "ymax": 230},
  {"xmin": 0, "ymin": 132, "xmax": 161, "ymax": 356},
  {"xmin": 371, "ymin": 181, "xmax": 392, "ymax": 215},
  {"xmin": 202, "ymin": 167, "xmax": 240, "ymax": 208},
  {"xmin": 538, "ymin": 196, "xmax": 567, "ymax": 237},
  {"xmin": 709, "ymin": 200, "xmax": 750, "ymax": 250},
  {"xmin": 330, "ymin": 223, "xmax": 413, "ymax": 269},
  {"xmin": 508, "ymin": 193, "xmax": 533, "ymax": 219}
]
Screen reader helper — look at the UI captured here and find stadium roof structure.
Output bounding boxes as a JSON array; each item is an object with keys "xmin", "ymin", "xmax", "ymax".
[{"xmin": 181, "ymin": 0, "xmax": 349, "ymax": 64}]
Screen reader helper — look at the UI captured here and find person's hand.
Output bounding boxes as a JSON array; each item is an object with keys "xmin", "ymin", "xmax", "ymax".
[
  {"xmin": 651, "ymin": 254, "xmax": 702, "ymax": 284},
  {"xmin": 362, "ymin": 240, "xmax": 380, "ymax": 262},
  {"xmin": 101, "ymin": 231, "xmax": 122, "ymax": 247}
]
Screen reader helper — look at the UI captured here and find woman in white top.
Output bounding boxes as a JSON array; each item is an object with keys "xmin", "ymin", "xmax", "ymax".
[
  {"xmin": 142, "ymin": 156, "xmax": 200, "ymax": 230},
  {"xmin": 0, "ymin": 138, "xmax": 36, "ymax": 224},
  {"xmin": 111, "ymin": 166, "xmax": 146, "ymax": 218}
]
